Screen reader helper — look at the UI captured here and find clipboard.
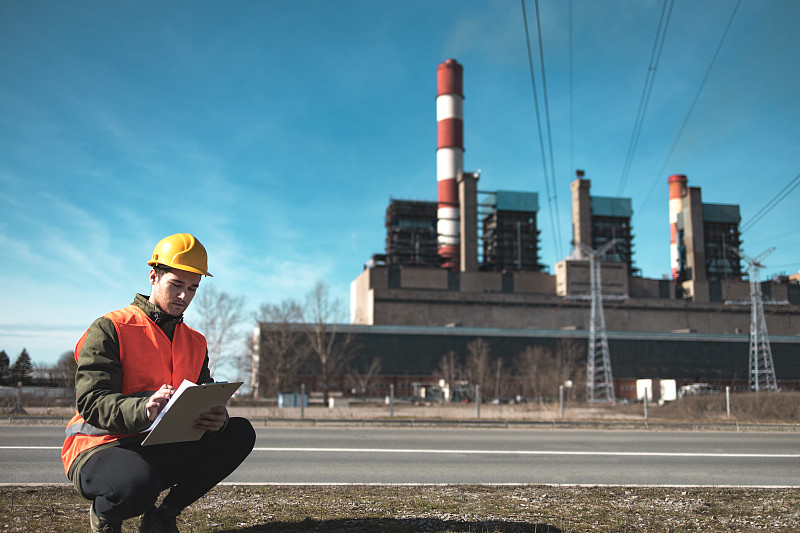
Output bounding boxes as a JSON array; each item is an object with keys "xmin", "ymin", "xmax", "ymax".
[{"xmin": 141, "ymin": 379, "xmax": 242, "ymax": 446}]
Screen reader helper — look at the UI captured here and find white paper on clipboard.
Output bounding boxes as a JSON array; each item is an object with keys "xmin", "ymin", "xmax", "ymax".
[{"xmin": 141, "ymin": 379, "xmax": 242, "ymax": 446}]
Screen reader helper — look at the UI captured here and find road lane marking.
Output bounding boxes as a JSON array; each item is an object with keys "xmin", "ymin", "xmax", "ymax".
[
  {"xmin": 0, "ymin": 446, "xmax": 63, "ymax": 450},
  {"xmin": 4, "ymin": 446, "xmax": 797, "ymax": 459},
  {"xmin": 252, "ymin": 447, "xmax": 799, "ymax": 458}
]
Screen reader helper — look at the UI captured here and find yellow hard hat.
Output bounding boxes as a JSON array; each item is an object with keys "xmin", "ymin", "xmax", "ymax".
[{"xmin": 147, "ymin": 233, "xmax": 212, "ymax": 277}]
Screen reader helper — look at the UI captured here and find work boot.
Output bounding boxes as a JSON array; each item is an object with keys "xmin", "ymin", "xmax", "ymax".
[
  {"xmin": 89, "ymin": 503, "xmax": 122, "ymax": 533},
  {"xmin": 137, "ymin": 505, "xmax": 182, "ymax": 533}
]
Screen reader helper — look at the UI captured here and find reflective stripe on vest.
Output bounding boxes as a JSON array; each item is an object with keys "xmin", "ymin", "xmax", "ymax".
[
  {"xmin": 64, "ymin": 391, "xmax": 155, "ymax": 437},
  {"xmin": 61, "ymin": 306, "xmax": 206, "ymax": 477}
]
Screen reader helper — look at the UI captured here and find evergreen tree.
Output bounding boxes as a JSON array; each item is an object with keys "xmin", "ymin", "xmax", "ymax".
[
  {"xmin": 10, "ymin": 349, "xmax": 34, "ymax": 386},
  {"xmin": 0, "ymin": 350, "xmax": 9, "ymax": 385}
]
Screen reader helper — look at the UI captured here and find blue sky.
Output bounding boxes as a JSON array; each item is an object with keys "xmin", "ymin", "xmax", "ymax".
[{"xmin": 2, "ymin": 0, "xmax": 799, "ymax": 370}]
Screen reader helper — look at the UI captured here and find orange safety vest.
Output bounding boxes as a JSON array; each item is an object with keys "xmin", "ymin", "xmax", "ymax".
[{"xmin": 61, "ymin": 305, "xmax": 206, "ymax": 477}]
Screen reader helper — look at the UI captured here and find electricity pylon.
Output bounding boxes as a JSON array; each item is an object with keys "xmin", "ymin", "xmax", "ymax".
[
  {"xmin": 577, "ymin": 240, "xmax": 621, "ymax": 402},
  {"xmin": 726, "ymin": 247, "xmax": 781, "ymax": 392}
]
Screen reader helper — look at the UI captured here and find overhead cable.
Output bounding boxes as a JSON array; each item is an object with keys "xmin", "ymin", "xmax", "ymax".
[
  {"xmin": 618, "ymin": 0, "xmax": 675, "ymax": 196},
  {"xmin": 741, "ymin": 172, "xmax": 800, "ymax": 234},
  {"xmin": 569, "ymin": 0, "xmax": 574, "ymax": 175},
  {"xmin": 521, "ymin": 0, "xmax": 561, "ymax": 259},
  {"xmin": 637, "ymin": 0, "xmax": 742, "ymax": 214},
  {"xmin": 533, "ymin": 0, "xmax": 563, "ymax": 258}
]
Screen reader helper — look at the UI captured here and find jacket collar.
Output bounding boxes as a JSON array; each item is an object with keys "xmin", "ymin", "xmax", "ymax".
[{"xmin": 133, "ymin": 293, "xmax": 184, "ymax": 328}]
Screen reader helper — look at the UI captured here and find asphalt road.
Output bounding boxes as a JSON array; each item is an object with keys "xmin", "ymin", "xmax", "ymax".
[{"xmin": 1, "ymin": 425, "xmax": 798, "ymax": 487}]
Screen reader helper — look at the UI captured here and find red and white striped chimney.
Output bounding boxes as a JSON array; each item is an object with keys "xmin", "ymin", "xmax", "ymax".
[
  {"xmin": 668, "ymin": 174, "xmax": 687, "ymax": 280},
  {"xmin": 436, "ymin": 58, "xmax": 463, "ymax": 270}
]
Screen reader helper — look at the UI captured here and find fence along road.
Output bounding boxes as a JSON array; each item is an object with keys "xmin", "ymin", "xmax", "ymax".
[{"xmin": 1, "ymin": 426, "xmax": 798, "ymax": 487}]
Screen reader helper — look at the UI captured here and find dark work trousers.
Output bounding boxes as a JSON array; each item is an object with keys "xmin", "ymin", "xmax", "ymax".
[{"xmin": 79, "ymin": 417, "xmax": 255, "ymax": 523}]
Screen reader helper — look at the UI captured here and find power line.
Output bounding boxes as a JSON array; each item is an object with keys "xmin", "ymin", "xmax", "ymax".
[
  {"xmin": 568, "ymin": 0, "xmax": 574, "ymax": 175},
  {"xmin": 765, "ymin": 263, "xmax": 800, "ymax": 269},
  {"xmin": 617, "ymin": 0, "xmax": 675, "ymax": 196},
  {"xmin": 741, "ymin": 172, "xmax": 800, "ymax": 234},
  {"xmin": 636, "ymin": 0, "xmax": 742, "ymax": 214},
  {"xmin": 747, "ymin": 228, "xmax": 799, "ymax": 245},
  {"xmin": 533, "ymin": 0, "xmax": 563, "ymax": 258},
  {"xmin": 521, "ymin": 0, "xmax": 561, "ymax": 260}
]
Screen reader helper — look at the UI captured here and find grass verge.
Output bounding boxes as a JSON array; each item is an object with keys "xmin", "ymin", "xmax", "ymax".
[{"xmin": 1, "ymin": 484, "xmax": 798, "ymax": 532}]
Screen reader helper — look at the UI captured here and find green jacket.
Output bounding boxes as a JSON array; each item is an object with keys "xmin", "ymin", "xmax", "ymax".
[{"xmin": 69, "ymin": 294, "xmax": 213, "ymax": 491}]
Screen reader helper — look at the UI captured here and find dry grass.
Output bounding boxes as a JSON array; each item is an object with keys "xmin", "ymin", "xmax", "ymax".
[
  {"xmin": 9, "ymin": 391, "xmax": 800, "ymax": 426},
  {"xmin": 656, "ymin": 392, "xmax": 800, "ymax": 423},
  {"xmin": 2, "ymin": 484, "xmax": 799, "ymax": 532},
  {"xmin": 225, "ymin": 391, "xmax": 800, "ymax": 426}
]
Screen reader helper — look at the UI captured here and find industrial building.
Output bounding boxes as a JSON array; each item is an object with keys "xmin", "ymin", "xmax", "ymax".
[
  {"xmin": 481, "ymin": 190, "xmax": 543, "ymax": 273},
  {"xmin": 669, "ymin": 173, "xmax": 743, "ymax": 300},
  {"xmin": 570, "ymin": 173, "xmax": 638, "ymax": 276},
  {"xmin": 380, "ymin": 190, "xmax": 544, "ymax": 273},
  {"xmin": 383, "ymin": 199, "xmax": 439, "ymax": 268},
  {"xmin": 345, "ymin": 171, "xmax": 799, "ymax": 395},
  {"xmin": 252, "ymin": 323, "xmax": 800, "ymax": 400},
  {"xmin": 252, "ymin": 58, "xmax": 800, "ymax": 400}
]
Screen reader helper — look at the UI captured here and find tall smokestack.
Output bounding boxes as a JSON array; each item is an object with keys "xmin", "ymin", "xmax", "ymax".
[
  {"xmin": 436, "ymin": 58, "xmax": 463, "ymax": 269},
  {"xmin": 668, "ymin": 174, "xmax": 687, "ymax": 280}
]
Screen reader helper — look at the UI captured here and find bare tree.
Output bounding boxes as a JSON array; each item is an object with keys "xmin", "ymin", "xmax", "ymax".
[
  {"xmin": 464, "ymin": 338, "xmax": 492, "ymax": 400},
  {"xmin": 492, "ymin": 356, "xmax": 505, "ymax": 399},
  {"xmin": 304, "ymin": 281, "xmax": 358, "ymax": 402},
  {"xmin": 554, "ymin": 338, "xmax": 587, "ymax": 401},
  {"xmin": 55, "ymin": 351, "xmax": 78, "ymax": 388},
  {"xmin": 347, "ymin": 356, "xmax": 382, "ymax": 397},
  {"xmin": 513, "ymin": 344, "xmax": 555, "ymax": 402},
  {"xmin": 435, "ymin": 350, "xmax": 462, "ymax": 401},
  {"xmin": 252, "ymin": 299, "xmax": 308, "ymax": 399},
  {"xmin": 191, "ymin": 284, "xmax": 246, "ymax": 376}
]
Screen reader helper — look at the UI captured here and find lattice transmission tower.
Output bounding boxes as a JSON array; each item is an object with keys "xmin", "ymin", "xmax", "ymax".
[
  {"xmin": 726, "ymin": 247, "xmax": 782, "ymax": 392},
  {"xmin": 576, "ymin": 240, "xmax": 622, "ymax": 402}
]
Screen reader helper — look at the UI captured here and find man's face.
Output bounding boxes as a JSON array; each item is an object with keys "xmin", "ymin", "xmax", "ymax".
[{"xmin": 149, "ymin": 268, "xmax": 202, "ymax": 316}]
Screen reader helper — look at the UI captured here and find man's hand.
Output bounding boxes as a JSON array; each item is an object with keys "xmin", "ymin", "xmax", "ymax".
[
  {"xmin": 146, "ymin": 384, "xmax": 175, "ymax": 422},
  {"xmin": 195, "ymin": 405, "xmax": 228, "ymax": 432}
]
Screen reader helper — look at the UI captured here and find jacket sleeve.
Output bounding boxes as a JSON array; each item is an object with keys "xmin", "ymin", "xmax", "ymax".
[
  {"xmin": 75, "ymin": 317, "xmax": 152, "ymax": 433},
  {"xmin": 195, "ymin": 351, "xmax": 230, "ymax": 434},
  {"xmin": 196, "ymin": 351, "xmax": 213, "ymax": 385}
]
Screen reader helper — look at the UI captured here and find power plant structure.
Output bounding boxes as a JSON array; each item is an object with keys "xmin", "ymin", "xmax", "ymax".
[
  {"xmin": 252, "ymin": 58, "xmax": 800, "ymax": 402},
  {"xmin": 382, "ymin": 200, "xmax": 439, "ymax": 268},
  {"xmin": 436, "ymin": 59, "xmax": 464, "ymax": 270},
  {"xmin": 571, "ymin": 172, "xmax": 637, "ymax": 276},
  {"xmin": 481, "ymin": 191, "xmax": 543, "ymax": 273},
  {"xmin": 668, "ymin": 173, "xmax": 744, "ymax": 300},
  {"xmin": 377, "ymin": 190, "xmax": 543, "ymax": 273}
]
